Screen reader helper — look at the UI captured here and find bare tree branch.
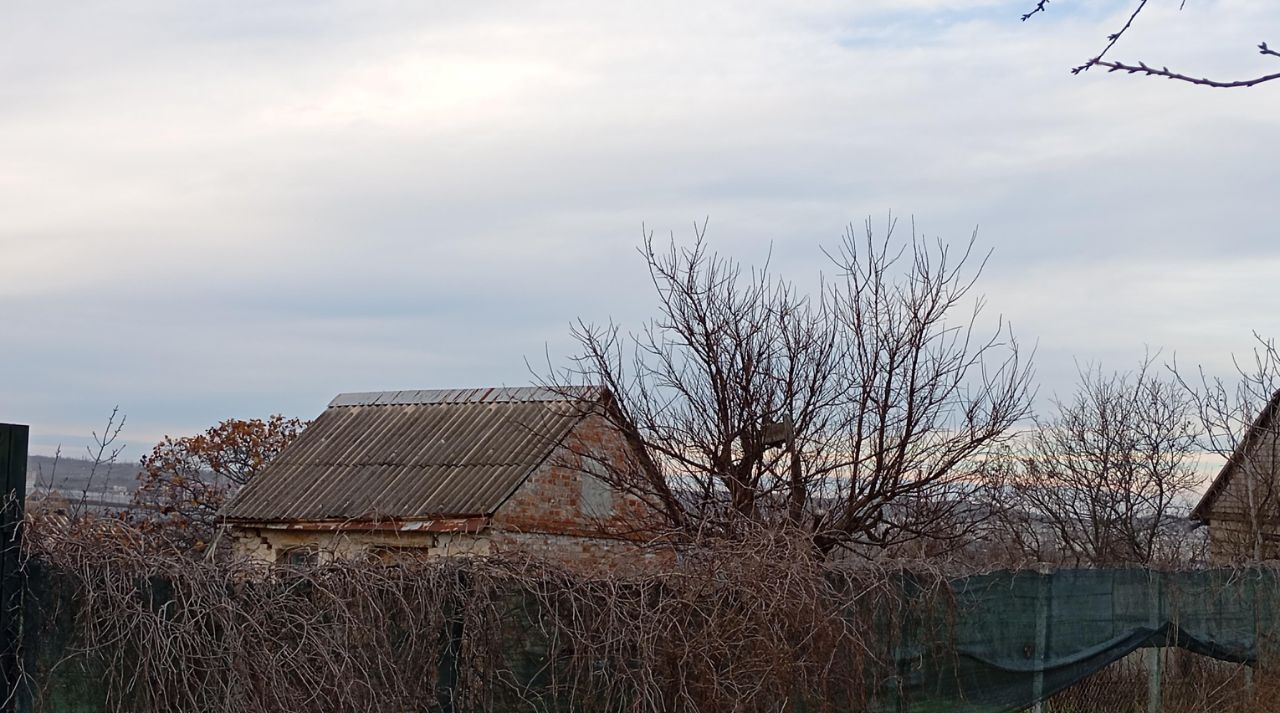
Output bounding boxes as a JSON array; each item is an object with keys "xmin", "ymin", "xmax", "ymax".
[
  {"xmin": 1090, "ymin": 46, "xmax": 1280, "ymax": 88},
  {"xmin": 997, "ymin": 353, "xmax": 1202, "ymax": 567},
  {"xmin": 1021, "ymin": 0, "xmax": 1050, "ymax": 23},
  {"xmin": 1174, "ymin": 332, "xmax": 1280, "ymax": 562},
  {"xmin": 1024, "ymin": 1, "xmax": 1280, "ymax": 88},
  {"xmin": 543, "ymin": 218, "xmax": 1034, "ymax": 559}
]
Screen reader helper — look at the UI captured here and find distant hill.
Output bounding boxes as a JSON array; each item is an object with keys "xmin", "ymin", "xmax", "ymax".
[{"xmin": 26, "ymin": 455, "xmax": 141, "ymax": 496}]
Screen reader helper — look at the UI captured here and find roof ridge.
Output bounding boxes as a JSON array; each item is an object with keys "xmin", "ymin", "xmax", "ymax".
[{"xmin": 329, "ymin": 385, "xmax": 601, "ymax": 408}]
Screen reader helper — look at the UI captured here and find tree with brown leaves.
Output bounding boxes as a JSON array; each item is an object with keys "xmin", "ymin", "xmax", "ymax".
[{"xmin": 127, "ymin": 415, "xmax": 306, "ymax": 554}]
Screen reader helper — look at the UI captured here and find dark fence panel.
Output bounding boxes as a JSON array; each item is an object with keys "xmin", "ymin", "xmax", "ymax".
[
  {"xmin": 0, "ymin": 422, "xmax": 27, "ymax": 711},
  {"xmin": 0, "ymin": 424, "xmax": 28, "ymax": 713}
]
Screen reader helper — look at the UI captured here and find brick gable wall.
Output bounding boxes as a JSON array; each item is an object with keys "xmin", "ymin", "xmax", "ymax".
[{"xmin": 491, "ymin": 412, "xmax": 653, "ymax": 549}]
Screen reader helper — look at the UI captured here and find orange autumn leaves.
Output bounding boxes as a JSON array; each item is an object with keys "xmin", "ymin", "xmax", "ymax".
[{"xmin": 128, "ymin": 415, "xmax": 306, "ymax": 554}]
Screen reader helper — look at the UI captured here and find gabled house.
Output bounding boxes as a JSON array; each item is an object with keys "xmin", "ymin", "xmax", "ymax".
[
  {"xmin": 222, "ymin": 386, "xmax": 648, "ymax": 565},
  {"xmin": 1192, "ymin": 390, "xmax": 1280, "ymax": 562}
]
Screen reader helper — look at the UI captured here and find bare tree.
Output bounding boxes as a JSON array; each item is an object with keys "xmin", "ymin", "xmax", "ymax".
[
  {"xmin": 25, "ymin": 407, "xmax": 128, "ymax": 522},
  {"xmin": 1176, "ymin": 333, "xmax": 1280, "ymax": 562},
  {"xmin": 999, "ymin": 356, "xmax": 1202, "ymax": 567},
  {"xmin": 545, "ymin": 217, "xmax": 1034, "ymax": 559},
  {"xmin": 1023, "ymin": 1, "xmax": 1280, "ymax": 88}
]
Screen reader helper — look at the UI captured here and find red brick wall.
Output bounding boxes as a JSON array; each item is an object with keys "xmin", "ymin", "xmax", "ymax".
[{"xmin": 492, "ymin": 412, "xmax": 651, "ymax": 542}]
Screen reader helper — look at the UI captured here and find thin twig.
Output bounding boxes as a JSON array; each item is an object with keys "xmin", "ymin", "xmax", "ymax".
[{"xmin": 1092, "ymin": 44, "xmax": 1280, "ymax": 88}]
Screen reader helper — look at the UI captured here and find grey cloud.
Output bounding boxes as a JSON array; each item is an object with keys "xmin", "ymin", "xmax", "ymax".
[{"xmin": 3, "ymin": 0, "xmax": 1279, "ymax": 455}]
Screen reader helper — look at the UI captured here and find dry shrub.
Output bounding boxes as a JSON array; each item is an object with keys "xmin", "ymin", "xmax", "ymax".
[
  {"xmin": 24, "ymin": 516, "xmax": 1280, "ymax": 713},
  {"xmin": 20, "ymin": 521, "xmax": 948, "ymax": 713}
]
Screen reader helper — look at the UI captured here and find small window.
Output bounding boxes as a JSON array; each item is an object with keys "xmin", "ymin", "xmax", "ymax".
[{"xmin": 580, "ymin": 456, "xmax": 615, "ymax": 518}]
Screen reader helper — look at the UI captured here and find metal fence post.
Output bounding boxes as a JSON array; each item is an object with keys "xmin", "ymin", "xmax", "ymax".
[
  {"xmin": 1031, "ymin": 567, "xmax": 1051, "ymax": 713},
  {"xmin": 1147, "ymin": 571, "xmax": 1162, "ymax": 713},
  {"xmin": 0, "ymin": 424, "xmax": 29, "ymax": 713}
]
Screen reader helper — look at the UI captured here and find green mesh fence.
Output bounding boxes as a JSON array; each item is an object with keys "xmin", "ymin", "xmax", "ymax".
[
  {"xmin": 11, "ymin": 561, "xmax": 1278, "ymax": 713},
  {"xmin": 897, "ymin": 568, "xmax": 1276, "ymax": 712}
]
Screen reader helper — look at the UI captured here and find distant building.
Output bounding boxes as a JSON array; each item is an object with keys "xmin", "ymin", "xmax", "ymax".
[
  {"xmin": 222, "ymin": 386, "xmax": 649, "ymax": 565},
  {"xmin": 1192, "ymin": 390, "xmax": 1280, "ymax": 562}
]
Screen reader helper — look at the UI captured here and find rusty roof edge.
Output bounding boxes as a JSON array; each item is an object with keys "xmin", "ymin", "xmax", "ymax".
[
  {"xmin": 1192, "ymin": 388, "xmax": 1280, "ymax": 522},
  {"xmin": 227, "ymin": 515, "xmax": 490, "ymax": 533}
]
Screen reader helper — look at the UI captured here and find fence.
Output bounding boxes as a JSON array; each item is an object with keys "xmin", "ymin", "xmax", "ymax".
[
  {"xmin": 6, "ymin": 549, "xmax": 1279, "ymax": 713},
  {"xmin": 0, "ymin": 424, "xmax": 27, "ymax": 713},
  {"xmin": 906, "ymin": 568, "xmax": 1273, "ymax": 711}
]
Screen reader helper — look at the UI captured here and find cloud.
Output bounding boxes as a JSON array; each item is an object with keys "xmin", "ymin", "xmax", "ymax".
[{"xmin": 3, "ymin": 0, "xmax": 1279, "ymax": 455}]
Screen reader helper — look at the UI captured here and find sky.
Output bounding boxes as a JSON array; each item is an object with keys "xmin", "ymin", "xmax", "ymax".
[{"xmin": 3, "ymin": 0, "xmax": 1280, "ymax": 458}]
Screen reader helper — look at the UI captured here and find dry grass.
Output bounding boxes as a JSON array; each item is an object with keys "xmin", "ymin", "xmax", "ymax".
[{"xmin": 1043, "ymin": 650, "xmax": 1276, "ymax": 713}]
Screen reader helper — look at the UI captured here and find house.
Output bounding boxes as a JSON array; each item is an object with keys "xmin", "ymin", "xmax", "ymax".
[
  {"xmin": 221, "ymin": 386, "xmax": 649, "ymax": 565},
  {"xmin": 1191, "ymin": 390, "xmax": 1280, "ymax": 562}
]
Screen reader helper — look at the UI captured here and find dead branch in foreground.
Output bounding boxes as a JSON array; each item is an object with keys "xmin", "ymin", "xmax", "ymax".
[
  {"xmin": 20, "ymin": 520, "xmax": 952, "ymax": 713},
  {"xmin": 18, "ymin": 516, "xmax": 1280, "ymax": 713}
]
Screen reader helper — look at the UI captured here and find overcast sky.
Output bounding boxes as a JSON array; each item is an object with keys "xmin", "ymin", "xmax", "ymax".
[{"xmin": 3, "ymin": 0, "xmax": 1279, "ymax": 458}]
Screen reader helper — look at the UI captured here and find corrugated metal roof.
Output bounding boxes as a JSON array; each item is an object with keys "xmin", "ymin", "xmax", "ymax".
[{"xmin": 222, "ymin": 386, "xmax": 600, "ymax": 523}]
